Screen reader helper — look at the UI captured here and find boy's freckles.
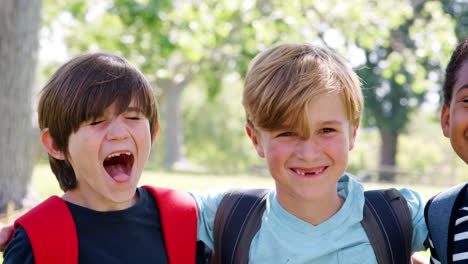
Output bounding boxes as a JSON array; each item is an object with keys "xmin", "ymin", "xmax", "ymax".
[{"xmin": 443, "ymin": 62, "xmax": 468, "ymax": 163}]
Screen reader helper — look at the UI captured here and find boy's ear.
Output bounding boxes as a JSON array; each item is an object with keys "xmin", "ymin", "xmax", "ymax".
[
  {"xmin": 245, "ymin": 124, "xmax": 265, "ymax": 158},
  {"xmin": 441, "ymin": 104, "xmax": 450, "ymax": 138},
  {"xmin": 349, "ymin": 121, "xmax": 360, "ymax": 151},
  {"xmin": 151, "ymin": 121, "xmax": 160, "ymax": 143},
  {"xmin": 40, "ymin": 128, "xmax": 65, "ymax": 160}
]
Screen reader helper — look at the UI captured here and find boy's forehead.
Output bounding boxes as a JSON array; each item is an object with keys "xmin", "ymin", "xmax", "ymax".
[
  {"xmin": 453, "ymin": 62, "xmax": 468, "ymax": 99},
  {"xmin": 99, "ymin": 99, "xmax": 144, "ymax": 114},
  {"xmin": 84, "ymin": 99, "xmax": 142, "ymax": 123}
]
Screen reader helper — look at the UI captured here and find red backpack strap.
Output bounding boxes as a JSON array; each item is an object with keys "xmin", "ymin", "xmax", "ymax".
[
  {"xmin": 14, "ymin": 196, "xmax": 78, "ymax": 264},
  {"xmin": 142, "ymin": 185, "xmax": 197, "ymax": 264}
]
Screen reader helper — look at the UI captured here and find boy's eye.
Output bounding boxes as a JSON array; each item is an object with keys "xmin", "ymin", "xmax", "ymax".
[
  {"xmin": 277, "ymin": 132, "xmax": 295, "ymax": 137},
  {"xmin": 125, "ymin": 110, "xmax": 144, "ymax": 120},
  {"xmin": 90, "ymin": 120, "xmax": 104, "ymax": 126},
  {"xmin": 320, "ymin": 128, "xmax": 335, "ymax": 133}
]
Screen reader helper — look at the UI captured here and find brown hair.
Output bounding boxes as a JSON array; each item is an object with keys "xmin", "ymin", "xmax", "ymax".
[
  {"xmin": 443, "ymin": 39, "xmax": 468, "ymax": 106},
  {"xmin": 38, "ymin": 52, "xmax": 158, "ymax": 191},
  {"xmin": 243, "ymin": 43, "xmax": 363, "ymax": 137}
]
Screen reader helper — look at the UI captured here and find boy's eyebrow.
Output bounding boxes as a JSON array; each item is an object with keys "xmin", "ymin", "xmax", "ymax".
[
  {"xmin": 318, "ymin": 120, "xmax": 344, "ymax": 125},
  {"xmin": 125, "ymin": 106, "xmax": 144, "ymax": 113},
  {"xmin": 455, "ymin": 84, "xmax": 468, "ymax": 95}
]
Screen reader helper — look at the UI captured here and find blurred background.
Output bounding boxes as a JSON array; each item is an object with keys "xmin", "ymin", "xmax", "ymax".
[{"xmin": 0, "ymin": 0, "xmax": 467, "ymax": 216}]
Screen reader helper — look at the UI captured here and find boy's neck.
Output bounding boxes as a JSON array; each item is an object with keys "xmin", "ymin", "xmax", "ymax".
[
  {"xmin": 276, "ymin": 191, "xmax": 345, "ymax": 226},
  {"xmin": 62, "ymin": 189, "xmax": 140, "ymax": 212}
]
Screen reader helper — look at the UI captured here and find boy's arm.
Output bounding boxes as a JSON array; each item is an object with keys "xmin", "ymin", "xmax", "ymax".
[
  {"xmin": 411, "ymin": 252, "xmax": 429, "ymax": 264},
  {"xmin": 0, "ymin": 223, "xmax": 14, "ymax": 252},
  {"xmin": 399, "ymin": 188, "xmax": 429, "ymax": 252},
  {"xmin": 190, "ymin": 189, "xmax": 230, "ymax": 250},
  {"xmin": 2, "ymin": 226, "xmax": 35, "ymax": 264}
]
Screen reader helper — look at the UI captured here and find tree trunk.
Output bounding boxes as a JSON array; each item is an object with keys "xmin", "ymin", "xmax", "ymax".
[
  {"xmin": 378, "ymin": 128, "xmax": 398, "ymax": 182},
  {"xmin": 159, "ymin": 79, "xmax": 185, "ymax": 169},
  {"xmin": 0, "ymin": 0, "xmax": 41, "ymax": 212}
]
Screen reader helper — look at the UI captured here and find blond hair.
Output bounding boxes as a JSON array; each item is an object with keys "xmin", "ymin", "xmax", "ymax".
[{"xmin": 243, "ymin": 43, "xmax": 363, "ymax": 137}]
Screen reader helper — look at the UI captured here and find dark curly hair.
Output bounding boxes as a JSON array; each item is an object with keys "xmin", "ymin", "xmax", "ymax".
[{"xmin": 443, "ymin": 39, "xmax": 468, "ymax": 106}]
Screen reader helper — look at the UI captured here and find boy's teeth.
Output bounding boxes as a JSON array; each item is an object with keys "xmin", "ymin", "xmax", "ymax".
[
  {"xmin": 295, "ymin": 167, "xmax": 325, "ymax": 175},
  {"xmin": 296, "ymin": 170, "xmax": 308, "ymax": 175},
  {"xmin": 107, "ymin": 152, "xmax": 131, "ymax": 158}
]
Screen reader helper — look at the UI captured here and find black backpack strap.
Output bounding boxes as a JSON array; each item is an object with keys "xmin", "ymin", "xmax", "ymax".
[
  {"xmin": 362, "ymin": 189, "xmax": 413, "ymax": 264},
  {"xmin": 213, "ymin": 188, "xmax": 270, "ymax": 264}
]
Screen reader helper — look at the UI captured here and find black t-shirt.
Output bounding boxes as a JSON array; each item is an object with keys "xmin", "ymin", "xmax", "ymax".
[{"xmin": 3, "ymin": 188, "xmax": 210, "ymax": 264}]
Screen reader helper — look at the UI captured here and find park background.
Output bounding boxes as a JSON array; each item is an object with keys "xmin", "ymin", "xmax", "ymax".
[{"xmin": 0, "ymin": 0, "xmax": 467, "ymax": 260}]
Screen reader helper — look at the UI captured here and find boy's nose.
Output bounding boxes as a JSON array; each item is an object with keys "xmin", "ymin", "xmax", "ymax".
[
  {"xmin": 106, "ymin": 119, "xmax": 130, "ymax": 141},
  {"xmin": 296, "ymin": 138, "xmax": 321, "ymax": 160}
]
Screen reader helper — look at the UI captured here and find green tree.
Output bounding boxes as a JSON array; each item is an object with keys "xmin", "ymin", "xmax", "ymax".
[
  {"xmin": 354, "ymin": 1, "xmax": 457, "ymax": 181},
  {"xmin": 291, "ymin": 0, "xmax": 456, "ymax": 181},
  {"xmin": 440, "ymin": 0, "xmax": 467, "ymax": 40},
  {"xmin": 43, "ymin": 0, "xmax": 457, "ymax": 179},
  {"xmin": 225, "ymin": 0, "xmax": 457, "ymax": 181},
  {"xmin": 45, "ymin": 0, "xmax": 261, "ymax": 169}
]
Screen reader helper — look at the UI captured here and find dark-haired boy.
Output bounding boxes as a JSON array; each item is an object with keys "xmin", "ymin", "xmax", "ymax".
[{"xmin": 2, "ymin": 52, "xmax": 208, "ymax": 263}]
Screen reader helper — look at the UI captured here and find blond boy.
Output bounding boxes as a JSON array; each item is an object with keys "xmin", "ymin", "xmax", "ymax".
[{"xmin": 193, "ymin": 43, "xmax": 428, "ymax": 263}]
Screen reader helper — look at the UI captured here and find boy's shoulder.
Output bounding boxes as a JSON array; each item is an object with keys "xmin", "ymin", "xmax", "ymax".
[
  {"xmin": 4, "ymin": 196, "xmax": 77, "ymax": 264},
  {"xmin": 425, "ymin": 182, "xmax": 468, "ymax": 231},
  {"xmin": 425, "ymin": 182, "xmax": 468, "ymax": 263},
  {"xmin": 15, "ymin": 196, "xmax": 78, "ymax": 262},
  {"xmin": 11, "ymin": 187, "xmax": 200, "ymax": 264},
  {"xmin": 2, "ymin": 226, "xmax": 34, "ymax": 264},
  {"xmin": 425, "ymin": 182, "xmax": 468, "ymax": 215}
]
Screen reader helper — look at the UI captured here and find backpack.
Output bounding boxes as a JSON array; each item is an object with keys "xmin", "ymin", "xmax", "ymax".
[
  {"xmin": 213, "ymin": 188, "xmax": 413, "ymax": 264},
  {"xmin": 425, "ymin": 182, "xmax": 468, "ymax": 264},
  {"xmin": 13, "ymin": 185, "xmax": 199, "ymax": 264}
]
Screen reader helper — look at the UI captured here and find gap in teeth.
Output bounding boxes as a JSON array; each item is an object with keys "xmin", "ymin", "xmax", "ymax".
[{"xmin": 295, "ymin": 168, "xmax": 322, "ymax": 175}]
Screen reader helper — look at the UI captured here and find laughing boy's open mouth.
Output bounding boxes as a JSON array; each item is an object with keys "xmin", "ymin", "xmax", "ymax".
[{"xmin": 103, "ymin": 152, "xmax": 134, "ymax": 182}]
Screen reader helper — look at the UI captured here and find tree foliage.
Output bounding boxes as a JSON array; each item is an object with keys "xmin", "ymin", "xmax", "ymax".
[{"xmin": 41, "ymin": 0, "xmax": 458, "ymax": 177}]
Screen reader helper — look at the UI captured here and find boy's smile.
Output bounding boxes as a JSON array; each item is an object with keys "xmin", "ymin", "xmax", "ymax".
[
  {"xmin": 247, "ymin": 93, "xmax": 358, "ymax": 217},
  {"xmin": 291, "ymin": 166, "xmax": 328, "ymax": 178},
  {"xmin": 55, "ymin": 100, "xmax": 156, "ymax": 211},
  {"xmin": 442, "ymin": 61, "xmax": 468, "ymax": 163}
]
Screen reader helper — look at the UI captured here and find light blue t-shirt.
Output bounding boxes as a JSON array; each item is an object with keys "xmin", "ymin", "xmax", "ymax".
[{"xmin": 192, "ymin": 174, "xmax": 428, "ymax": 264}]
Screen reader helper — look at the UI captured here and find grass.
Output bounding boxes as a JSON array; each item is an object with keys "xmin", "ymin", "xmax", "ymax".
[{"xmin": 1, "ymin": 164, "xmax": 447, "ymax": 261}]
